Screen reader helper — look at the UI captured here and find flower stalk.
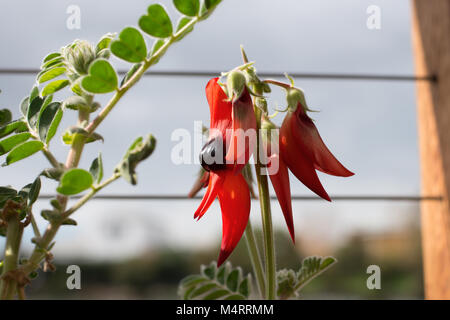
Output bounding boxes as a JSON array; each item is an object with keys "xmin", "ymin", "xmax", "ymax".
[
  {"xmin": 253, "ymin": 96, "xmax": 277, "ymax": 300},
  {"xmin": 244, "ymin": 220, "xmax": 265, "ymax": 297}
]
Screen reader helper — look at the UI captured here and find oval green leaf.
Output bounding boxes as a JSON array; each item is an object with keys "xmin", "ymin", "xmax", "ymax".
[
  {"xmin": 173, "ymin": 0, "xmax": 200, "ymax": 17},
  {"xmin": 111, "ymin": 27, "xmax": 147, "ymax": 63},
  {"xmin": 175, "ymin": 17, "xmax": 194, "ymax": 41},
  {"xmin": 27, "ymin": 96, "xmax": 44, "ymax": 129},
  {"xmin": 0, "ymin": 120, "xmax": 28, "ymax": 139},
  {"xmin": 81, "ymin": 59, "xmax": 118, "ymax": 94},
  {"xmin": 4, "ymin": 141, "xmax": 44, "ymax": 166},
  {"xmin": 41, "ymin": 79, "xmax": 70, "ymax": 96},
  {"xmin": 43, "ymin": 52, "xmax": 61, "ymax": 63},
  {"xmin": 57, "ymin": 168, "xmax": 93, "ymax": 195},
  {"xmin": 38, "ymin": 102, "xmax": 63, "ymax": 144},
  {"xmin": 89, "ymin": 153, "xmax": 103, "ymax": 184},
  {"xmin": 0, "ymin": 132, "xmax": 31, "ymax": 156},
  {"xmin": 38, "ymin": 67, "xmax": 66, "ymax": 84},
  {"xmin": 139, "ymin": 4, "xmax": 173, "ymax": 38},
  {"xmin": 0, "ymin": 109, "xmax": 12, "ymax": 126}
]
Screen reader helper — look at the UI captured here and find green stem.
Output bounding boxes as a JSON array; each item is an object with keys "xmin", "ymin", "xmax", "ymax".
[
  {"xmin": 0, "ymin": 214, "xmax": 23, "ymax": 300},
  {"xmin": 41, "ymin": 148, "xmax": 60, "ymax": 168},
  {"xmin": 244, "ymin": 220, "xmax": 265, "ymax": 298},
  {"xmin": 254, "ymin": 89, "xmax": 276, "ymax": 300}
]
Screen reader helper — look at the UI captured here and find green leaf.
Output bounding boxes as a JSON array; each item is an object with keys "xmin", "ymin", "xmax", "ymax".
[
  {"xmin": 89, "ymin": 153, "xmax": 103, "ymax": 184},
  {"xmin": 110, "ymin": 27, "xmax": 147, "ymax": 63},
  {"xmin": 41, "ymin": 57, "xmax": 64, "ymax": 70},
  {"xmin": 4, "ymin": 141, "xmax": 44, "ymax": 166},
  {"xmin": 62, "ymin": 127, "xmax": 103, "ymax": 145},
  {"xmin": 173, "ymin": 0, "xmax": 200, "ymax": 16},
  {"xmin": 178, "ymin": 261, "xmax": 251, "ymax": 300},
  {"xmin": 238, "ymin": 277, "xmax": 249, "ymax": 297},
  {"xmin": 30, "ymin": 86, "xmax": 39, "ymax": 104},
  {"xmin": 38, "ymin": 102, "xmax": 63, "ymax": 144},
  {"xmin": 203, "ymin": 289, "xmax": 229, "ymax": 300},
  {"xmin": 43, "ymin": 52, "xmax": 61, "ymax": 63},
  {"xmin": 37, "ymin": 67, "xmax": 66, "ymax": 84},
  {"xmin": 189, "ymin": 283, "xmax": 217, "ymax": 299},
  {"xmin": 56, "ymin": 168, "xmax": 93, "ymax": 195},
  {"xmin": 200, "ymin": 0, "xmax": 222, "ymax": 19},
  {"xmin": 40, "ymin": 167, "xmax": 64, "ymax": 181},
  {"xmin": 62, "ymin": 96, "xmax": 89, "ymax": 111},
  {"xmin": 20, "ymin": 97, "xmax": 29, "ymax": 117},
  {"xmin": 81, "ymin": 59, "xmax": 118, "ymax": 94},
  {"xmin": 27, "ymin": 96, "xmax": 45, "ymax": 129},
  {"xmin": 148, "ymin": 39, "xmax": 167, "ymax": 64},
  {"xmin": 276, "ymin": 256, "xmax": 337, "ymax": 299},
  {"xmin": 175, "ymin": 17, "xmax": 194, "ymax": 41},
  {"xmin": 0, "ymin": 120, "xmax": 28, "ymax": 139},
  {"xmin": 41, "ymin": 79, "xmax": 70, "ymax": 96},
  {"xmin": 120, "ymin": 63, "xmax": 142, "ymax": 87},
  {"xmin": 0, "ymin": 186, "xmax": 18, "ymax": 208},
  {"xmin": 27, "ymin": 177, "xmax": 41, "ymax": 206},
  {"xmin": 205, "ymin": 0, "xmax": 222, "ymax": 10},
  {"xmin": 0, "ymin": 132, "xmax": 31, "ymax": 156},
  {"xmin": 139, "ymin": 4, "xmax": 173, "ymax": 38},
  {"xmin": 226, "ymin": 269, "xmax": 239, "ymax": 292},
  {"xmin": 96, "ymin": 33, "xmax": 115, "ymax": 53},
  {"xmin": 0, "ymin": 187, "xmax": 17, "ymax": 202},
  {"xmin": 115, "ymin": 134, "xmax": 156, "ymax": 185},
  {"xmin": 0, "ymin": 109, "xmax": 12, "ymax": 126},
  {"xmin": 71, "ymin": 81, "xmax": 84, "ymax": 96},
  {"xmin": 202, "ymin": 263, "xmax": 216, "ymax": 279}
]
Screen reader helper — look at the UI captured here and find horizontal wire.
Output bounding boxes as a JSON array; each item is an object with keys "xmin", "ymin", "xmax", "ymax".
[
  {"xmin": 0, "ymin": 68, "xmax": 437, "ymax": 82},
  {"xmin": 37, "ymin": 194, "xmax": 442, "ymax": 202}
]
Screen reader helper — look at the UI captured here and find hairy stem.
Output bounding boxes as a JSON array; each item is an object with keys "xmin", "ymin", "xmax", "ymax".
[
  {"xmin": 254, "ymin": 89, "xmax": 276, "ymax": 300},
  {"xmin": 244, "ymin": 221, "xmax": 265, "ymax": 298},
  {"xmin": 41, "ymin": 148, "xmax": 60, "ymax": 168},
  {"xmin": 0, "ymin": 214, "xmax": 23, "ymax": 299}
]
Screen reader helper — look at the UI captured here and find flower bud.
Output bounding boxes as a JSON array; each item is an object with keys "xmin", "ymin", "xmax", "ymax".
[
  {"xmin": 226, "ymin": 70, "xmax": 247, "ymax": 100},
  {"xmin": 63, "ymin": 40, "xmax": 96, "ymax": 75},
  {"xmin": 286, "ymin": 87, "xmax": 307, "ymax": 112}
]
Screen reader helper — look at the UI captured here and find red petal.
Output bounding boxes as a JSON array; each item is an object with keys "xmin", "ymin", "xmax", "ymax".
[
  {"xmin": 280, "ymin": 114, "xmax": 331, "ymax": 201},
  {"xmin": 217, "ymin": 172, "xmax": 251, "ymax": 266},
  {"xmin": 292, "ymin": 104, "xmax": 354, "ymax": 177},
  {"xmin": 267, "ymin": 154, "xmax": 295, "ymax": 243},
  {"xmin": 206, "ymin": 78, "xmax": 232, "ymax": 136},
  {"xmin": 225, "ymin": 88, "xmax": 257, "ymax": 173},
  {"xmin": 194, "ymin": 172, "xmax": 223, "ymax": 220}
]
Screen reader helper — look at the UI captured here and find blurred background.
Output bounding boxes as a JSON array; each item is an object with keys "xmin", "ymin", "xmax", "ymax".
[{"xmin": 0, "ymin": 0, "xmax": 423, "ymax": 299}]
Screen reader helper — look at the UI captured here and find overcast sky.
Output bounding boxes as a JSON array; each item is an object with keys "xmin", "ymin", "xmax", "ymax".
[{"xmin": 0, "ymin": 0, "xmax": 420, "ymax": 261}]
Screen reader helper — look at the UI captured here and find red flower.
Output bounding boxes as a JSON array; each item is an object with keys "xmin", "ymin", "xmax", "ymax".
[
  {"xmin": 280, "ymin": 100, "xmax": 354, "ymax": 202},
  {"xmin": 194, "ymin": 77, "xmax": 256, "ymax": 266}
]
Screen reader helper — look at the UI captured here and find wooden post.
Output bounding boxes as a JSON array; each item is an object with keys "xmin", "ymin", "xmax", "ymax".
[{"xmin": 412, "ymin": 0, "xmax": 450, "ymax": 299}]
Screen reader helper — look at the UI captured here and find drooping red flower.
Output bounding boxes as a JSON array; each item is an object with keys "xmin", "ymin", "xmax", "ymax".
[
  {"xmin": 194, "ymin": 77, "xmax": 256, "ymax": 266},
  {"xmin": 280, "ymin": 100, "xmax": 354, "ymax": 202}
]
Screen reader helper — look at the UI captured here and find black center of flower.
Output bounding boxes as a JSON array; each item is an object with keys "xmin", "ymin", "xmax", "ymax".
[{"xmin": 200, "ymin": 136, "xmax": 226, "ymax": 172}]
